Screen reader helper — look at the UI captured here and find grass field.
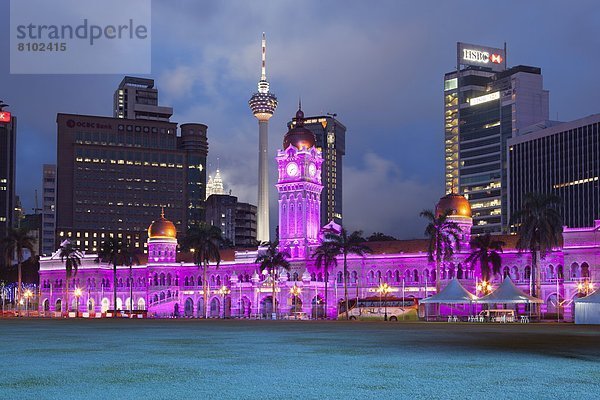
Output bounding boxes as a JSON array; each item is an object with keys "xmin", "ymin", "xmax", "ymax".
[{"xmin": 1, "ymin": 319, "xmax": 599, "ymax": 399}]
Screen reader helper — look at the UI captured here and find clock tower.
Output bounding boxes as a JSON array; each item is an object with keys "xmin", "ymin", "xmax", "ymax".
[{"xmin": 276, "ymin": 106, "xmax": 323, "ymax": 259}]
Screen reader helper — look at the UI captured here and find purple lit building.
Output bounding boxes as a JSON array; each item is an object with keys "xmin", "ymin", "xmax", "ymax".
[{"xmin": 38, "ymin": 109, "xmax": 598, "ymax": 320}]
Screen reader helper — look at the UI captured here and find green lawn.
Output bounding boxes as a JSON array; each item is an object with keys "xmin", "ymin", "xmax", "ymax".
[{"xmin": 1, "ymin": 319, "xmax": 599, "ymax": 399}]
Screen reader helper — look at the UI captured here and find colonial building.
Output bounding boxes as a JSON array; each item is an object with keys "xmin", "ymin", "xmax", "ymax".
[{"xmin": 38, "ymin": 109, "xmax": 598, "ymax": 321}]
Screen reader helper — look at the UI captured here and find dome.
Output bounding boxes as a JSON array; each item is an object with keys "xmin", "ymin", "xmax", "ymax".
[
  {"xmin": 436, "ymin": 193, "xmax": 472, "ymax": 218},
  {"xmin": 148, "ymin": 210, "xmax": 177, "ymax": 239},
  {"xmin": 283, "ymin": 108, "xmax": 316, "ymax": 150}
]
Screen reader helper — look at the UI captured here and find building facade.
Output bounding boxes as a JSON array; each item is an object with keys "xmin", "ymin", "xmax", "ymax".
[
  {"xmin": 41, "ymin": 164, "xmax": 57, "ymax": 256},
  {"xmin": 114, "ymin": 76, "xmax": 173, "ymax": 121},
  {"xmin": 0, "ymin": 106, "xmax": 16, "ymax": 238},
  {"xmin": 444, "ymin": 42, "xmax": 549, "ymax": 234},
  {"xmin": 205, "ymin": 194, "xmax": 257, "ymax": 247},
  {"xmin": 288, "ymin": 114, "xmax": 345, "ymax": 226},
  {"xmin": 39, "ymin": 109, "xmax": 598, "ymax": 321},
  {"xmin": 56, "ymin": 113, "xmax": 208, "ymax": 252},
  {"xmin": 508, "ymin": 114, "xmax": 600, "ymax": 229}
]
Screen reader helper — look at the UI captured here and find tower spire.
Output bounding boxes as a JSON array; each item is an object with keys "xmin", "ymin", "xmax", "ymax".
[{"xmin": 261, "ymin": 32, "xmax": 267, "ymax": 81}]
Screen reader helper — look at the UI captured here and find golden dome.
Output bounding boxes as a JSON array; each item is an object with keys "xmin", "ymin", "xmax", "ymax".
[
  {"xmin": 148, "ymin": 209, "xmax": 177, "ymax": 239},
  {"xmin": 435, "ymin": 193, "xmax": 472, "ymax": 218}
]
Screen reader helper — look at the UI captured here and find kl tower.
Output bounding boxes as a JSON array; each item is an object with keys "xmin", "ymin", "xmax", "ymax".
[{"xmin": 249, "ymin": 33, "xmax": 278, "ymax": 243}]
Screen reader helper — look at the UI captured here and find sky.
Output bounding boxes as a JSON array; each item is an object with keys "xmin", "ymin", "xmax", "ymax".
[{"xmin": 1, "ymin": 0, "xmax": 600, "ymax": 239}]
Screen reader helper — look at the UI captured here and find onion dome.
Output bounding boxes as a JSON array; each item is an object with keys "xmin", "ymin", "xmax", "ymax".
[
  {"xmin": 283, "ymin": 107, "xmax": 316, "ymax": 150},
  {"xmin": 148, "ymin": 209, "xmax": 177, "ymax": 239},
  {"xmin": 435, "ymin": 193, "xmax": 472, "ymax": 218}
]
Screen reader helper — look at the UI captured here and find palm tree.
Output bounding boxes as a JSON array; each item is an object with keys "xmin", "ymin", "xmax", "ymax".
[
  {"xmin": 98, "ymin": 237, "xmax": 123, "ymax": 318},
  {"xmin": 57, "ymin": 240, "xmax": 82, "ymax": 315},
  {"xmin": 512, "ymin": 193, "xmax": 563, "ymax": 298},
  {"xmin": 322, "ymin": 229, "xmax": 372, "ymax": 320},
  {"xmin": 2, "ymin": 228, "xmax": 35, "ymax": 315},
  {"xmin": 465, "ymin": 233, "xmax": 505, "ymax": 284},
  {"xmin": 420, "ymin": 209, "xmax": 462, "ymax": 292},
  {"xmin": 184, "ymin": 223, "xmax": 223, "ymax": 318},
  {"xmin": 255, "ymin": 241, "xmax": 290, "ymax": 319},
  {"xmin": 120, "ymin": 241, "xmax": 141, "ymax": 313},
  {"xmin": 312, "ymin": 241, "xmax": 338, "ymax": 319}
]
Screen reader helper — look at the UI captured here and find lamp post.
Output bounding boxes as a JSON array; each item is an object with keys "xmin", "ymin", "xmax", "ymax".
[
  {"xmin": 23, "ymin": 289, "xmax": 33, "ymax": 317},
  {"xmin": 577, "ymin": 281, "xmax": 594, "ymax": 297},
  {"xmin": 218, "ymin": 285, "xmax": 230, "ymax": 319},
  {"xmin": 290, "ymin": 284, "xmax": 302, "ymax": 319},
  {"xmin": 377, "ymin": 283, "xmax": 392, "ymax": 321},
  {"xmin": 74, "ymin": 287, "xmax": 82, "ymax": 318}
]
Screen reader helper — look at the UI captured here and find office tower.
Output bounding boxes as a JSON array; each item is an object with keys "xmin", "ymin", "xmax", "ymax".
[
  {"xmin": 114, "ymin": 76, "xmax": 173, "ymax": 121},
  {"xmin": 0, "ymin": 102, "xmax": 16, "ymax": 238},
  {"xmin": 288, "ymin": 114, "xmax": 345, "ymax": 226},
  {"xmin": 508, "ymin": 114, "xmax": 600, "ymax": 229},
  {"xmin": 41, "ymin": 164, "xmax": 57, "ymax": 255},
  {"xmin": 56, "ymin": 113, "xmax": 208, "ymax": 253},
  {"xmin": 249, "ymin": 33, "xmax": 277, "ymax": 243},
  {"xmin": 444, "ymin": 42, "xmax": 549, "ymax": 234},
  {"xmin": 205, "ymin": 194, "xmax": 257, "ymax": 247},
  {"xmin": 206, "ymin": 169, "xmax": 225, "ymax": 199}
]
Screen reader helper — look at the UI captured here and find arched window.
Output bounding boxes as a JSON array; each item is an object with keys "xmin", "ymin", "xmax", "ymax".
[
  {"xmin": 386, "ymin": 270, "xmax": 393, "ymax": 282},
  {"xmin": 581, "ymin": 262, "xmax": 590, "ymax": 278},
  {"xmin": 160, "ymin": 273, "xmax": 165, "ymax": 286},
  {"xmin": 368, "ymin": 270, "xmax": 375, "ymax": 284},
  {"xmin": 524, "ymin": 266, "xmax": 532, "ymax": 280},
  {"xmin": 198, "ymin": 276, "xmax": 202, "ymax": 286},
  {"xmin": 184, "ymin": 277, "xmax": 189, "ymax": 287},
  {"xmin": 293, "ymin": 272, "xmax": 299, "ymax": 281},
  {"xmin": 557, "ymin": 265, "xmax": 564, "ymax": 279},
  {"xmin": 337, "ymin": 271, "xmax": 343, "ymax": 284},
  {"xmin": 153, "ymin": 274, "xmax": 158, "ymax": 286},
  {"xmin": 413, "ymin": 269, "xmax": 419, "ymax": 282},
  {"xmin": 311, "ymin": 272, "xmax": 316, "ymax": 281},
  {"xmin": 167, "ymin": 273, "xmax": 172, "ymax": 286},
  {"xmin": 547, "ymin": 265, "xmax": 554, "ymax": 280},
  {"xmin": 317, "ymin": 272, "xmax": 323, "ymax": 282},
  {"xmin": 395, "ymin": 270, "xmax": 401, "ymax": 282},
  {"xmin": 570, "ymin": 263, "xmax": 579, "ymax": 279},
  {"xmin": 376, "ymin": 271, "xmax": 382, "ymax": 283},
  {"xmin": 351, "ymin": 271, "xmax": 358, "ymax": 284},
  {"xmin": 244, "ymin": 274, "xmax": 250, "ymax": 283},
  {"xmin": 216, "ymin": 275, "xmax": 221, "ymax": 286},
  {"xmin": 503, "ymin": 266, "xmax": 510, "ymax": 279}
]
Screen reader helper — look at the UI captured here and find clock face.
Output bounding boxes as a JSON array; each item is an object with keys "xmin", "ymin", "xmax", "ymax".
[
  {"xmin": 286, "ymin": 162, "xmax": 299, "ymax": 177},
  {"xmin": 308, "ymin": 163, "xmax": 317, "ymax": 177}
]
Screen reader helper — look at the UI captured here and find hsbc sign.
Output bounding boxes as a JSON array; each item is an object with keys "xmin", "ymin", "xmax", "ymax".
[
  {"xmin": 458, "ymin": 42, "xmax": 506, "ymax": 72},
  {"xmin": 462, "ymin": 49, "xmax": 503, "ymax": 65},
  {"xmin": 0, "ymin": 111, "xmax": 11, "ymax": 124}
]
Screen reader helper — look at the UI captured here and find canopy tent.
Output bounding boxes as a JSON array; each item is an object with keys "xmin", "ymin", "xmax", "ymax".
[
  {"xmin": 420, "ymin": 278, "xmax": 478, "ymax": 304},
  {"xmin": 476, "ymin": 277, "xmax": 542, "ymax": 304},
  {"xmin": 575, "ymin": 290, "xmax": 600, "ymax": 324}
]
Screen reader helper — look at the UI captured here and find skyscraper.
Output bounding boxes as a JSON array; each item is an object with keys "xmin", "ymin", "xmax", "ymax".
[
  {"xmin": 288, "ymin": 114, "xmax": 345, "ymax": 226},
  {"xmin": 41, "ymin": 164, "xmax": 57, "ymax": 255},
  {"xmin": 444, "ymin": 42, "xmax": 549, "ymax": 234},
  {"xmin": 508, "ymin": 114, "xmax": 600, "ymax": 230},
  {"xmin": 0, "ymin": 101, "xmax": 16, "ymax": 238},
  {"xmin": 55, "ymin": 113, "xmax": 208, "ymax": 253},
  {"xmin": 113, "ymin": 76, "xmax": 173, "ymax": 121},
  {"xmin": 249, "ymin": 33, "xmax": 277, "ymax": 243}
]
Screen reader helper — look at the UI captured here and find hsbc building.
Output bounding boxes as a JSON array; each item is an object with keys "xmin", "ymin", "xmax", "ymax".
[{"xmin": 443, "ymin": 42, "xmax": 549, "ymax": 234}]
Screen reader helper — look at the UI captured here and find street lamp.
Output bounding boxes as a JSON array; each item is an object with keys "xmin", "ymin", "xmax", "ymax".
[
  {"xmin": 476, "ymin": 281, "xmax": 492, "ymax": 295},
  {"xmin": 218, "ymin": 285, "xmax": 230, "ymax": 319},
  {"xmin": 377, "ymin": 283, "xmax": 392, "ymax": 321},
  {"xmin": 23, "ymin": 289, "xmax": 33, "ymax": 317},
  {"xmin": 577, "ymin": 281, "xmax": 594, "ymax": 296},
  {"xmin": 290, "ymin": 285, "xmax": 302, "ymax": 319},
  {"xmin": 74, "ymin": 287, "xmax": 82, "ymax": 318}
]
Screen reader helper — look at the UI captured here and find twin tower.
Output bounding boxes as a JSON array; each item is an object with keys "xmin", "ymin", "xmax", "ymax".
[{"xmin": 249, "ymin": 34, "xmax": 323, "ymax": 257}]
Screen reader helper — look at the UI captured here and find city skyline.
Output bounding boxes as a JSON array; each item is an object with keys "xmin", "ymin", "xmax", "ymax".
[{"xmin": 1, "ymin": 1, "xmax": 600, "ymax": 238}]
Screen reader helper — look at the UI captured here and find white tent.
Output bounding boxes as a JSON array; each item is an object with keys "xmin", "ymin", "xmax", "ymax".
[
  {"xmin": 476, "ymin": 277, "xmax": 542, "ymax": 304},
  {"xmin": 575, "ymin": 290, "xmax": 600, "ymax": 324},
  {"xmin": 420, "ymin": 278, "xmax": 478, "ymax": 304}
]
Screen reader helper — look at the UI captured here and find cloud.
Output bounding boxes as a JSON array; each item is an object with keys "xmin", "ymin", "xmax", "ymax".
[{"xmin": 342, "ymin": 152, "xmax": 440, "ymax": 239}]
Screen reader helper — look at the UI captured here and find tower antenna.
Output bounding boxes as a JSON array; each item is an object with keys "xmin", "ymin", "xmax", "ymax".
[{"xmin": 261, "ymin": 32, "xmax": 267, "ymax": 81}]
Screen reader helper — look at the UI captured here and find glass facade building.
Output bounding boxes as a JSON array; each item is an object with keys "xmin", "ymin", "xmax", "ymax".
[
  {"xmin": 444, "ymin": 43, "xmax": 549, "ymax": 234},
  {"xmin": 508, "ymin": 115, "xmax": 600, "ymax": 229},
  {"xmin": 287, "ymin": 115, "xmax": 346, "ymax": 226}
]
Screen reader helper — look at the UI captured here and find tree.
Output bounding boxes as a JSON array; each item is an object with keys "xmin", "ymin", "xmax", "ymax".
[
  {"xmin": 312, "ymin": 241, "xmax": 338, "ymax": 319},
  {"xmin": 57, "ymin": 240, "xmax": 82, "ymax": 314},
  {"xmin": 255, "ymin": 241, "xmax": 290, "ymax": 318},
  {"xmin": 322, "ymin": 229, "xmax": 372, "ymax": 320},
  {"xmin": 98, "ymin": 237, "xmax": 124, "ymax": 318},
  {"xmin": 2, "ymin": 228, "xmax": 35, "ymax": 315},
  {"xmin": 512, "ymin": 193, "xmax": 563, "ymax": 298},
  {"xmin": 184, "ymin": 223, "xmax": 223, "ymax": 318},
  {"xmin": 120, "ymin": 241, "xmax": 141, "ymax": 313},
  {"xmin": 367, "ymin": 232, "xmax": 397, "ymax": 242},
  {"xmin": 420, "ymin": 209, "xmax": 462, "ymax": 292},
  {"xmin": 465, "ymin": 233, "xmax": 505, "ymax": 284}
]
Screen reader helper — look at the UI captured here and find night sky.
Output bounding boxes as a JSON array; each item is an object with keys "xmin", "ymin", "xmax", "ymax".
[{"xmin": 1, "ymin": 0, "xmax": 599, "ymax": 239}]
